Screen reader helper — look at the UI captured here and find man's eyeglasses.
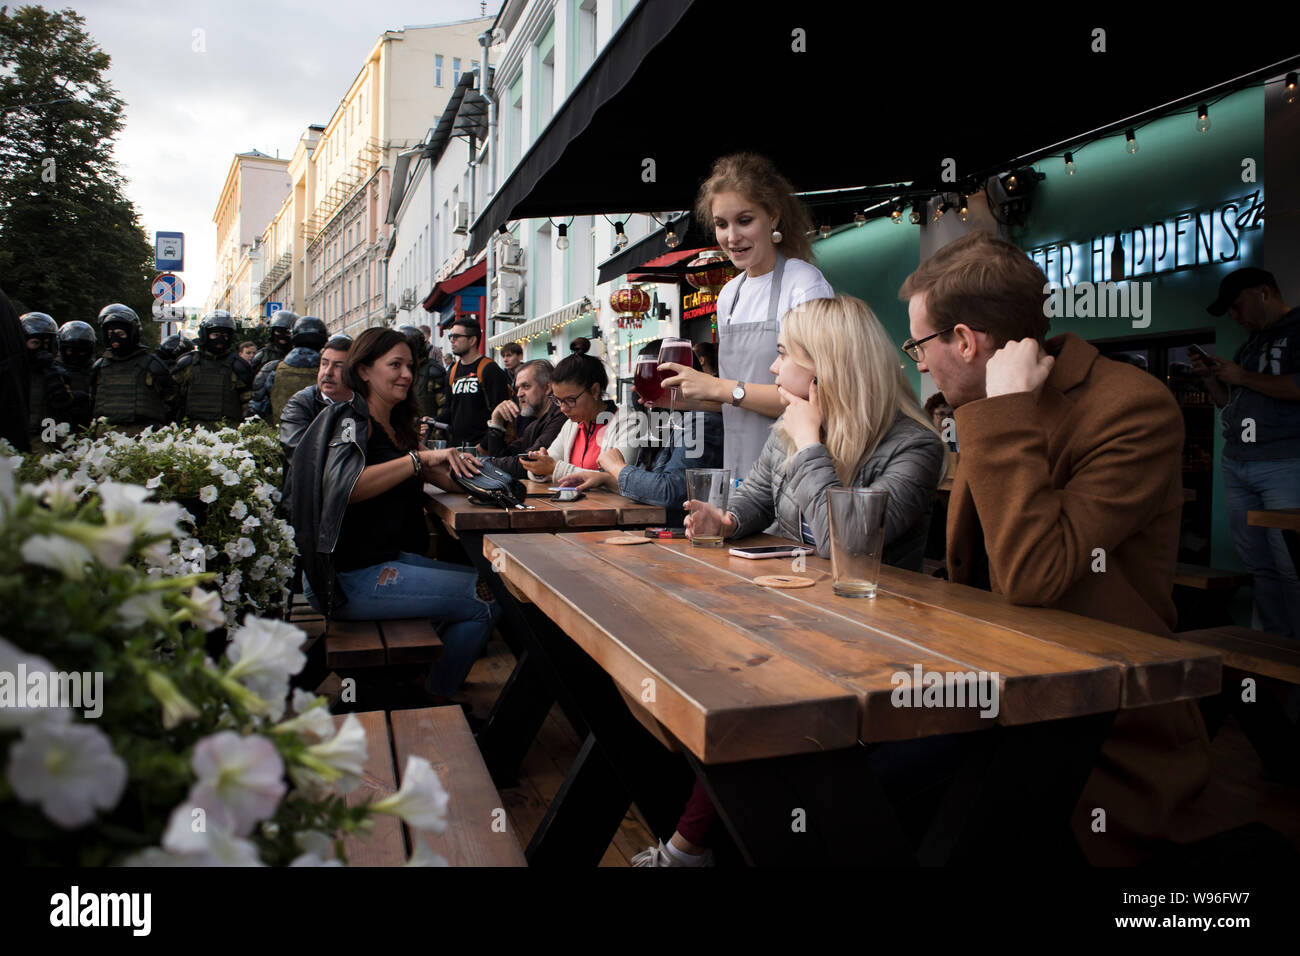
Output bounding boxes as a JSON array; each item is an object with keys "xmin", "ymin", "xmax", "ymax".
[
  {"xmin": 900, "ymin": 325, "xmax": 984, "ymax": 363},
  {"xmin": 446, "ymin": 333, "xmax": 471, "ymax": 341}
]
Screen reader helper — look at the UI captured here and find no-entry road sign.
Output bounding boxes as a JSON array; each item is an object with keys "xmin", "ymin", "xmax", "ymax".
[{"xmin": 152, "ymin": 273, "xmax": 184, "ymax": 303}]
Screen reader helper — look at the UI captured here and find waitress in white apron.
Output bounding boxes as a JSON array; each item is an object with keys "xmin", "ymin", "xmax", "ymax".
[{"xmin": 658, "ymin": 153, "xmax": 833, "ymax": 479}]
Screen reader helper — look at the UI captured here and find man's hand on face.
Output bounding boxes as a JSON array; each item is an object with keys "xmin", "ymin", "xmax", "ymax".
[
  {"xmin": 491, "ymin": 399, "xmax": 521, "ymax": 425},
  {"xmin": 984, "ymin": 339, "xmax": 1055, "ymax": 400}
]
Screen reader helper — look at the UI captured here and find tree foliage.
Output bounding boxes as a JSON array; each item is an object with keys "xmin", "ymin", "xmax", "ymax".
[{"xmin": 0, "ymin": 5, "xmax": 157, "ymax": 346}]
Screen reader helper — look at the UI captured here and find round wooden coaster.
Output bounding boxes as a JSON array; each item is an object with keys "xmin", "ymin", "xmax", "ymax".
[
  {"xmin": 754, "ymin": 574, "xmax": 817, "ymax": 589},
  {"xmin": 603, "ymin": 535, "xmax": 652, "ymax": 545}
]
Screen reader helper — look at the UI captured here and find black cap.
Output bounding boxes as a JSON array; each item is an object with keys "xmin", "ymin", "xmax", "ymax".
[{"xmin": 1208, "ymin": 267, "xmax": 1279, "ymax": 316}]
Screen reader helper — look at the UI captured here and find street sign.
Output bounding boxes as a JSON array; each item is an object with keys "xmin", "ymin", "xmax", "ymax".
[
  {"xmin": 151, "ymin": 302, "xmax": 185, "ymax": 322},
  {"xmin": 152, "ymin": 273, "xmax": 184, "ymax": 303},
  {"xmin": 265, "ymin": 302, "xmax": 284, "ymax": 317},
  {"xmin": 155, "ymin": 231, "xmax": 184, "ymax": 272}
]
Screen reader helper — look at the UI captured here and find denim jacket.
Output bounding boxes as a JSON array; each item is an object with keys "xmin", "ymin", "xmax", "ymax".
[{"xmin": 617, "ymin": 411, "xmax": 724, "ymax": 524}]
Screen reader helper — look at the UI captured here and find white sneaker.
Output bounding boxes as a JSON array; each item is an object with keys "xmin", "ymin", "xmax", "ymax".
[{"xmin": 631, "ymin": 840, "xmax": 714, "ymax": 867}]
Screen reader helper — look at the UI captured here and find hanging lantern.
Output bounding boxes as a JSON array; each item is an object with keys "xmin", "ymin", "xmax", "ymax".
[
  {"xmin": 684, "ymin": 249, "xmax": 737, "ymax": 294},
  {"xmin": 609, "ymin": 286, "xmax": 651, "ymax": 330}
]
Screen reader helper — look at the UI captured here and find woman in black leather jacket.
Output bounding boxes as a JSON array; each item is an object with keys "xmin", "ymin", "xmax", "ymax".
[{"xmin": 293, "ymin": 327, "xmax": 498, "ymax": 705}]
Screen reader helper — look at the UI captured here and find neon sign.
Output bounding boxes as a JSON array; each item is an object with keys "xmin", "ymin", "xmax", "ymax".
[{"xmin": 1026, "ymin": 190, "xmax": 1264, "ymax": 286}]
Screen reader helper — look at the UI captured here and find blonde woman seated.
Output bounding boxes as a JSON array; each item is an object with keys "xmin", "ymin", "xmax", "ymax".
[
  {"xmin": 683, "ymin": 293, "xmax": 945, "ymax": 569},
  {"xmin": 518, "ymin": 353, "xmax": 641, "ymax": 484}
]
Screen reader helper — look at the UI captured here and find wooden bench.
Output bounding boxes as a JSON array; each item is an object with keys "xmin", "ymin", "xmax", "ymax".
[
  {"xmin": 321, "ymin": 619, "xmax": 443, "ymax": 670},
  {"xmin": 335, "ymin": 707, "xmax": 527, "ymax": 866},
  {"xmin": 1178, "ymin": 626, "xmax": 1300, "ymax": 685},
  {"xmin": 1173, "ymin": 564, "xmax": 1252, "ymax": 591},
  {"xmin": 1178, "ymin": 626, "xmax": 1300, "ymax": 784}
]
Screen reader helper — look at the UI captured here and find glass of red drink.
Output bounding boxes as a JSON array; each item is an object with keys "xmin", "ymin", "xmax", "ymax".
[
  {"xmin": 633, "ymin": 355, "xmax": 664, "ymax": 404},
  {"xmin": 658, "ymin": 337, "xmax": 693, "ymax": 420}
]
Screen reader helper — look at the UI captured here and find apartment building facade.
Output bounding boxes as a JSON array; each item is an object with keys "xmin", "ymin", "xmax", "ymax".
[
  {"xmin": 207, "ymin": 150, "xmax": 291, "ymax": 318},
  {"xmin": 305, "ymin": 18, "xmax": 492, "ymax": 336}
]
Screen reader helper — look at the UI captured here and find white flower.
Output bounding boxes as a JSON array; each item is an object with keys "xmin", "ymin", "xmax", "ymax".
[
  {"xmin": 236, "ymin": 538, "xmax": 256, "ymax": 559},
  {"xmin": 252, "ymin": 483, "xmax": 274, "ymax": 502},
  {"xmin": 145, "ymin": 472, "xmax": 164, "ymax": 490},
  {"xmin": 184, "ymin": 587, "xmax": 225, "ymax": 632},
  {"xmin": 241, "ymin": 516, "xmax": 261, "ymax": 533},
  {"xmin": 117, "ymin": 591, "xmax": 170, "ymax": 629},
  {"xmin": 220, "ymin": 570, "xmax": 242, "ymax": 604},
  {"xmin": 221, "ymin": 470, "xmax": 242, "ymax": 487},
  {"xmin": 126, "ymin": 801, "xmax": 266, "ymax": 866},
  {"xmin": 188, "ymin": 731, "xmax": 286, "ymax": 837},
  {"xmin": 229, "ymin": 500, "xmax": 248, "ymax": 521},
  {"xmin": 273, "ymin": 690, "xmax": 334, "ymax": 744},
  {"xmin": 224, "ymin": 618, "xmax": 306, "ymax": 720},
  {"xmin": 6, "ymin": 722, "xmax": 127, "ymax": 828},
  {"xmin": 32, "ymin": 477, "xmax": 81, "ymax": 510},
  {"xmin": 20, "ymin": 534, "xmax": 93, "ymax": 580},
  {"xmin": 371, "ymin": 756, "xmax": 450, "ymax": 833},
  {"xmin": 98, "ymin": 482, "xmax": 183, "ymax": 539},
  {"xmin": 0, "ymin": 638, "xmax": 71, "ymax": 729},
  {"xmin": 289, "ymin": 830, "xmax": 343, "ymax": 866},
  {"xmin": 198, "ymin": 485, "xmax": 218, "ymax": 504},
  {"xmin": 405, "ymin": 837, "xmax": 450, "ymax": 867},
  {"xmin": 291, "ymin": 713, "xmax": 367, "ymax": 795}
]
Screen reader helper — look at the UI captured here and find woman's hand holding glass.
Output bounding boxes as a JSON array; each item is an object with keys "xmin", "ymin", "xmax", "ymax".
[
  {"xmin": 653, "ymin": 362, "xmax": 718, "ymax": 407},
  {"xmin": 683, "ymin": 498, "xmax": 736, "ymax": 542}
]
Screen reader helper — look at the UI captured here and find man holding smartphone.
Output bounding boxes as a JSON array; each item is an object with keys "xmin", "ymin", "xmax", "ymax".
[{"xmin": 1191, "ymin": 267, "xmax": 1300, "ymax": 638}]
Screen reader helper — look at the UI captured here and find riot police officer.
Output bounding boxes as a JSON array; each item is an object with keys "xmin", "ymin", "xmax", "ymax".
[
  {"xmin": 57, "ymin": 320, "xmax": 97, "ymax": 429},
  {"xmin": 399, "ymin": 324, "xmax": 447, "ymax": 421},
  {"xmin": 157, "ymin": 333, "xmax": 195, "ymax": 372},
  {"xmin": 20, "ymin": 312, "xmax": 75, "ymax": 450},
  {"xmin": 174, "ymin": 310, "xmax": 253, "ymax": 427},
  {"xmin": 90, "ymin": 304, "xmax": 176, "ymax": 435},
  {"xmin": 251, "ymin": 315, "xmax": 328, "ymax": 425},
  {"xmin": 251, "ymin": 309, "xmax": 297, "ymax": 373}
]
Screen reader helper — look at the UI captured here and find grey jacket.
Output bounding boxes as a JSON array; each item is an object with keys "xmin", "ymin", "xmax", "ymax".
[{"xmin": 727, "ymin": 412, "xmax": 945, "ymax": 570}]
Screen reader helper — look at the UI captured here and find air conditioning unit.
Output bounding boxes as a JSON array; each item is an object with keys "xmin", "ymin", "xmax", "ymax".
[
  {"xmin": 499, "ymin": 243, "xmax": 525, "ymax": 270},
  {"xmin": 491, "ymin": 276, "xmax": 523, "ymax": 316},
  {"xmin": 452, "ymin": 202, "xmax": 470, "ymax": 235},
  {"xmin": 399, "ymin": 289, "xmax": 416, "ymax": 310},
  {"xmin": 384, "ymin": 303, "xmax": 398, "ymax": 319}
]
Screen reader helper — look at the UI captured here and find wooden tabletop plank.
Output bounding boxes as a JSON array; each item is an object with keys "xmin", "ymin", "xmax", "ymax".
[
  {"xmin": 333, "ymin": 710, "xmax": 407, "ymax": 866},
  {"xmin": 565, "ymin": 532, "xmax": 1123, "ymax": 736},
  {"xmin": 1247, "ymin": 508, "xmax": 1300, "ymax": 532},
  {"xmin": 379, "ymin": 619, "xmax": 444, "ymax": 665},
  {"xmin": 643, "ymin": 533, "xmax": 1219, "ymax": 711},
  {"xmin": 507, "ymin": 498, "xmax": 566, "ymax": 530},
  {"xmin": 551, "ymin": 492, "xmax": 621, "ymax": 527},
  {"xmin": 326, "ymin": 619, "xmax": 386, "ymax": 669},
  {"xmin": 484, "ymin": 533, "xmax": 860, "ymax": 763},
  {"xmin": 1178, "ymin": 626, "xmax": 1300, "ymax": 685},
  {"xmin": 425, "ymin": 489, "xmax": 512, "ymax": 531},
  {"xmin": 390, "ymin": 707, "xmax": 527, "ymax": 867}
]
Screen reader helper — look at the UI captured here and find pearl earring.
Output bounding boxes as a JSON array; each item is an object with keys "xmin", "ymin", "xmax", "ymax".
[{"xmin": 771, "ymin": 229, "xmax": 783, "ymax": 244}]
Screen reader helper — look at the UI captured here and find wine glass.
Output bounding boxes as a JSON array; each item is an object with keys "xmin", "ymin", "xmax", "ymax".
[{"xmin": 658, "ymin": 337, "xmax": 693, "ymax": 428}]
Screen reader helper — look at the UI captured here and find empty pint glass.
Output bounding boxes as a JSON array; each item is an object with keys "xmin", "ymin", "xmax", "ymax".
[{"xmin": 826, "ymin": 487, "xmax": 888, "ymax": 598}]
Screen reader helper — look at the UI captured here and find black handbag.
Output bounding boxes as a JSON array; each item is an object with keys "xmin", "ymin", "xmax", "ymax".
[{"xmin": 453, "ymin": 460, "xmax": 529, "ymax": 510}]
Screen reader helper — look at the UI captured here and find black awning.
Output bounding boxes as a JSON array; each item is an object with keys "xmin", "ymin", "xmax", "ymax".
[{"xmin": 471, "ymin": 2, "xmax": 1300, "ymax": 255}]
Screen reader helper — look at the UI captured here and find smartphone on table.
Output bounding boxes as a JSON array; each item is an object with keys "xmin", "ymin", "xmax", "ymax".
[{"xmin": 728, "ymin": 545, "xmax": 812, "ymax": 559}]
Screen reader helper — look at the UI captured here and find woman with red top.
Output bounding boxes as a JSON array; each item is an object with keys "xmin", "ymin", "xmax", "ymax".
[{"xmin": 518, "ymin": 353, "xmax": 640, "ymax": 483}]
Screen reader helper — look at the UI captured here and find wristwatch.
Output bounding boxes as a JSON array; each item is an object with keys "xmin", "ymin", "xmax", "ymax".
[{"xmin": 731, "ymin": 381, "xmax": 746, "ymax": 406}]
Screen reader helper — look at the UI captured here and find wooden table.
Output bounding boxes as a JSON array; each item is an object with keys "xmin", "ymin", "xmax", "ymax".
[
  {"xmin": 481, "ymin": 530, "xmax": 1222, "ymax": 866},
  {"xmin": 425, "ymin": 481, "xmax": 667, "ymax": 796},
  {"xmin": 1247, "ymin": 509, "xmax": 1300, "ymax": 576}
]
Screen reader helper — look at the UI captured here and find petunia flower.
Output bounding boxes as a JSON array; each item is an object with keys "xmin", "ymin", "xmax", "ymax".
[
  {"xmin": 180, "ymin": 587, "xmax": 225, "ymax": 632},
  {"xmin": 229, "ymin": 500, "xmax": 248, "ymax": 521},
  {"xmin": 272, "ymin": 690, "xmax": 334, "ymax": 744},
  {"xmin": 117, "ymin": 591, "xmax": 171, "ymax": 629},
  {"xmin": 20, "ymin": 534, "xmax": 93, "ymax": 580},
  {"xmin": 290, "ymin": 713, "xmax": 367, "ymax": 795},
  {"xmin": 370, "ymin": 756, "xmax": 450, "ymax": 833},
  {"xmin": 126, "ymin": 801, "xmax": 265, "ymax": 866},
  {"xmin": 6, "ymin": 722, "xmax": 127, "ymax": 828},
  {"xmin": 145, "ymin": 670, "xmax": 200, "ymax": 729},
  {"xmin": 223, "ymin": 618, "xmax": 306, "ymax": 720},
  {"xmin": 405, "ymin": 837, "xmax": 450, "ymax": 867},
  {"xmin": 198, "ymin": 485, "xmax": 218, "ymax": 504},
  {"xmin": 187, "ymin": 731, "xmax": 286, "ymax": 837},
  {"xmin": 0, "ymin": 638, "xmax": 71, "ymax": 729}
]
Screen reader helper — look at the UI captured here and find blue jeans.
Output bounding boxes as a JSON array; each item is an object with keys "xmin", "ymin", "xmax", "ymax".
[
  {"xmin": 306, "ymin": 552, "xmax": 500, "ymax": 695},
  {"xmin": 1223, "ymin": 457, "xmax": 1300, "ymax": 638}
]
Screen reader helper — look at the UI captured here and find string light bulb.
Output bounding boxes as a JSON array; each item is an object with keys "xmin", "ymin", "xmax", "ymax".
[
  {"xmin": 958, "ymin": 195, "xmax": 969, "ymax": 222},
  {"xmin": 1064, "ymin": 151, "xmax": 1075, "ymax": 175},
  {"xmin": 1196, "ymin": 104, "xmax": 1210, "ymax": 133},
  {"xmin": 933, "ymin": 201, "xmax": 949, "ymax": 223},
  {"xmin": 1287, "ymin": 72, "xmax": 1297, "ymax": 105},
  {"xmin": 890, "ymin": 204, "xmax": 903, "ymax": 224},
  {"xmin": 1125, "ymin": 129, "xmax": 1138, "ymax": 155},
  {"xmin": 614, "ymin": 220, "xmax": 628, "ymax": 248},
  {"xmin": 665, "ymin": 224, "xmax": 679, "ymax": 248},
  {"xmin": 819, "ymin": 224, "xmax": 832, "ymax": 238},
  {"xmin": 909, "ymin": 202, "xmax": 923, "ymax": 225},
  {"xmin": 854, "ymin": 212, "xmax": 866, "ymax": 227},
  {"xmin": 556, "ymin": 223, "xmax": 569, "ymax": 250}
]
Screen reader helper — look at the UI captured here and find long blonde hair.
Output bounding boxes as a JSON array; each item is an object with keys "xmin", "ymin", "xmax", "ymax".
[{"xmin": 776, "ymin": 295, "xmax": 938, "ymax": 484}]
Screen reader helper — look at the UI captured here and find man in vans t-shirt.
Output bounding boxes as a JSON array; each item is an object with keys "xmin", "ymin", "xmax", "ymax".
[{"xmin": 445, "ymin": 318, "xmax": 510, "ymax": 448}]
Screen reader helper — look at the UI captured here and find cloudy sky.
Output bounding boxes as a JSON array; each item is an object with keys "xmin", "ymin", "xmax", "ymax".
[{"xmin": 69, "ymin": 0, "xmax": 494, "ymax": 312}]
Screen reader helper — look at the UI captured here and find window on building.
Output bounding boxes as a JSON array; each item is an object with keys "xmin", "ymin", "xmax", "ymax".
[
  {"xmin": 453, "ymin": 57, "xmax": 461, "ymax": 86},
  {"xmin": 435, "ymin": 54, "xmax": 443, "ymax": 86},
  {"xmin": 578, "ymin": 0, "xmax": 597, "ymax": 78},
  {"xmin": 508, "ymin": 79, "xmax": 523, "ymax": 167}
]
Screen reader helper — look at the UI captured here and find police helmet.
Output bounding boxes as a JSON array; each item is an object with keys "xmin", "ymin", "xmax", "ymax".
[
  {"xmin": 268, "ymin": 309, "xmax": 297, "ymax": 349},
  {"xmin": 21, "ymin": 312, "xmax": 59, "ymax": 353},
  {"xmin": 199, "ymin": 311, "xmax": 237, "ymax": 352},
  {"xmin": 290, "ymin": 315, "xmax": 328, "ymax": 351},
  {"xmin": 58, "ymin": 320, "xmax": 97, "ymax": 364}
]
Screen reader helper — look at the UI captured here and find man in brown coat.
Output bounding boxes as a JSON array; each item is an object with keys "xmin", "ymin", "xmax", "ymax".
[{"xmin": 900, "ymin": 231, "xmax": 1217, "ymax": 865}]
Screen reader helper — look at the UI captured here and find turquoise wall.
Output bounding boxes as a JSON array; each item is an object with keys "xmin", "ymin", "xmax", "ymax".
[{"xmin": 815, "ymin": 85, "xmax": 1267, "ymax": 572}]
